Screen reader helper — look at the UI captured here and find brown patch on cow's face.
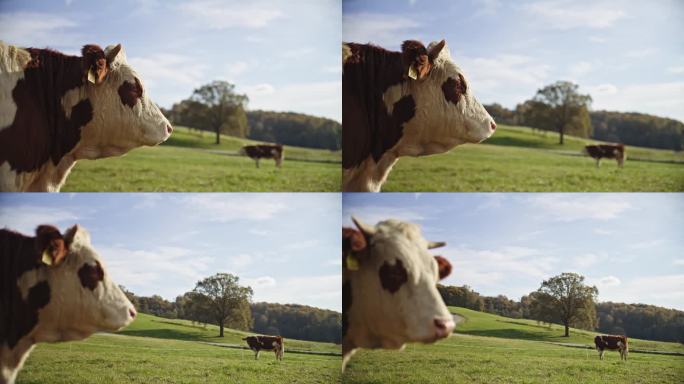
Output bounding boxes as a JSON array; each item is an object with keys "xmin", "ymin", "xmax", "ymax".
[
  {"xmin": 379, "ymin": 259, "xmax": 409, "ymax": 294},
  {"xmin": 118, "ymin": 77, "xmax": 143, "ymax": 108},
  {"xmin": 78, "ymin": 261, "xmax": 104, "ymax": 290},
  {"xmin": 442, "ymin": 74, "xmax": 467, "ymax": 106},
  {"xmin": 434, "ymin": 256, "xmax": 452, "ymax": 280}
]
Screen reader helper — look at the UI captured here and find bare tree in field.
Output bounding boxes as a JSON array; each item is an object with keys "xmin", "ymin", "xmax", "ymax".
[
  {"xmin": 531, "ymin": 272, "xmax": 598, "ymax": 337},
  {"xmin": 529, "ymin": 81, "xmax": 593, "ymax": 144},
  {"xmin": 193, "ymin": 273, "xmax": 253, "ymax": 337}
]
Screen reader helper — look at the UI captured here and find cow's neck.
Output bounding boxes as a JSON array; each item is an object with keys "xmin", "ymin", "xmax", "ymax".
[
  {"xmin": 23, "ymin": 154, "xmax": 77, "ymax": 192},
  {"xmin": 342, "ymin": 152, "xmax": 398, "ymax": 192},
  {"xmin": 1, "ymin": 340, "xmax": 35, "ymax": 384}
]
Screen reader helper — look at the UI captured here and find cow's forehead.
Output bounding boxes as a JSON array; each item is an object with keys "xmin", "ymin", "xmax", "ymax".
[{"xmin": 371, "ymin": 220, "xmax": 434, "ymax": 266}]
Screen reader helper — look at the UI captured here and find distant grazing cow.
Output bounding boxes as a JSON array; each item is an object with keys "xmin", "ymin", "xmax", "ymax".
[
  {"xmin": 1, "ymin": 225, "xmax": 136, "ymax": 384},
  {"xmin": 342, "ymin": 39, "xmax": 496, "ymax": 191},
  {"xmin": 0, "ymin": 42, "xmax": 172, "ymax": 192},
  {"xmin": 594, "ymin": 335, "xmax": 628, "ymax": 361},
  {"xmin": 239, "ymin": 144, "xmax": 284, "ymax": 168},
  {"xmin": 243, "ymin": 335, "xmax": 284, "ymax": 360},
  {"xmin": 342, "ymin": 217, "xmax": 455, "ymax": 370},
  {"xmin": 584, "ymin": 144, "xmax": 625, "ymax": 168}
]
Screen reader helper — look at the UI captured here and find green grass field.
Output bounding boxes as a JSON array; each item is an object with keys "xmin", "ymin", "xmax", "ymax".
[
  {"xmin": 342, "ymin": 307, "xmax": 684, "ymax": 384},
  {"xmin": 18, "ymin": 313, "xmax": 341, "ymax": 384},
  {"xmin": 62, "ymin": 127, "xmax": 341, "ymax": 192},
  {"xmin": 383, "ymin": 125, "xmax": 684, "ymax": 191}
]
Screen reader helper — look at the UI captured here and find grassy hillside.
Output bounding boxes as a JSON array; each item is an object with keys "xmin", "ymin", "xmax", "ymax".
[
  {"xmin": 383, "ymin": 125, "xmax": 684, "ymax": 192},
  {"xmin": 62, "ymin": 127, "xmax": 341, "ymax": 192},
  {"xmin": 18, "ymin": 313, "xmax": 340, "ymax": 384},
  {"xmin": 342, "ymin": 307, "xmax": 683, "ymax": 383}
]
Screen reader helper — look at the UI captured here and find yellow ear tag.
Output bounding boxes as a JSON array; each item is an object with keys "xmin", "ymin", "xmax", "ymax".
[
  {"xmin": 41, "ymin": 250, "xmax": 53, "ymax": 266},
  {"xmin": 87, "ymin": 70, "xmax": 97, "ymax": 84},
  {"xmin": 408, "ymin": 65, "xmax": 418, "ymax": 80},
  {"xmin": 346, "ymin": 253, "xmax": 360, "ymax": 271}
]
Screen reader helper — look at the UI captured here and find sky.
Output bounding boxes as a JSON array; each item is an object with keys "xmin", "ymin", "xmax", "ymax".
[
  {"xmin": 0, "ymin": 0, "xmax": 341, "ymax": 122},
  {"xmin": 0, "ymin": 193, "xmax": 342, "ymax": 312},
  {"xmin": 343, "ymin": 193, "xmax": 684, "ymax": 311},
  {"xmin": 344, "ymin": 0, "xmax": 684, "ymax": 122}
]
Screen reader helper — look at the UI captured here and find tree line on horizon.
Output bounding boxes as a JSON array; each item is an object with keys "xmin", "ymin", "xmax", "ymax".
[
  {"xmin": 485, "ymin": 80, "xmax": 684, "ymax": 151},
  {"xmin": 160, "ymin": 80, "xmax": 341, "ymax": 150},
  {"xmin": 438, "ymin": 272, "xmax": 684, "ymax": 343},
  {"xmin": 120, "ymin": 272, "xmax": 341, "ymax": 344}
]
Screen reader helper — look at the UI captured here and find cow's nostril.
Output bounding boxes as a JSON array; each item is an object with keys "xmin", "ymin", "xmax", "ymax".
[
  {"xmin": 490, "ymin": 121, "xmax": 497, "ymax": 131},
  {"xmin": 434, "ymin": 318, "xmax": 447, "ymax": 330},
  {"xmin": 166, "ymin": 125, "xmax": 173, "ymax": 134},
  {"xmin": 129, "ymin": 308, "xmax": 137, "ymax": 318}
]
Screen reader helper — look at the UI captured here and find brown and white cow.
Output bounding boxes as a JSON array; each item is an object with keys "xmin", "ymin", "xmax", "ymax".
[
  {"xmin": 342, "ymin": 217, "xmax": 455, "ymax": 371},
  {"xmin": 342, "ymin": 40, "xmax": 496, "ymax": 192},
  {"xmin": 239, "ymin": 144, "xmax": 284, "ymax": 168},
  {"xmin": 584, "ymin": 144, "xmax": 626, "ymax": 168},
  {"xmin": 594, "ymin": 335, "xmax": 628, "ymax": 361},
  {"xmin": 242, "ymin": 335, "xmax": 284, "ymax": 360},
  {"xmin": 0, "ymin": 42, "xmax": 172, "ymax": 192},
  {"xmin": 0, "ymin": 225, "xmax": 136, "ymax": 383}
]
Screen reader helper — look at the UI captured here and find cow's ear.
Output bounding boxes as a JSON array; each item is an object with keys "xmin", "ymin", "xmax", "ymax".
[
  {"xmin": 343, "ymin": 227, "xmax": 367, "ymax": 271},
  {"xmin": 434, "ymin": 255, "xmax": 452, "ymax": 280},
  {"xmin": 35, "ymin": 225, "xmax": 68, "ymax": 266},
  {"xmin": 428, "ymin": 40, "xmax": 446, "ymax": 62},
  {"xmin": 427, "ymin": 240, "xmax": 446, "ymax": 249},
  {"xmin": 401, "ymin": 40, "xmax": 432, "ymax": 80},
  {"xmin": 82, "ymin": 45, "xmax": 109, "ymax": 85},
  {"xmin": 64, "ymin": 224, "xmax": 91, "ymax": 249}
]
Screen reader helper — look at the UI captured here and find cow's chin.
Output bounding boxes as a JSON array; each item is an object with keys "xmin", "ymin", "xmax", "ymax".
[
  {"xmin": 140, "ymin": 125, "xmax": 171, "ymax": 146},
  {"xmin": 464, "ymin": 121, "xmax": 495, "ymax": 144}
]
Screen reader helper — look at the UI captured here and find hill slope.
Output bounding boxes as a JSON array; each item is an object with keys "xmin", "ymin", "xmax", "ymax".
[
  {"xmin": 18, "ymin": 313, "xmax": 340, "ymax": 384},
  {"xmin": 62, "ymin": 127, "xmax": 341, "ymax": 192},
  {"xmin": 342, "ymin": 307, "xmax": 684, "ymax": 384}
]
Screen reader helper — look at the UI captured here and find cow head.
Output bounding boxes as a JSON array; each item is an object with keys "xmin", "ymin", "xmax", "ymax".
[
  {"xmin": 343, "ymin": 217, "xmax": 454, "ymax": 354},
  {"xmin": 26, "ymin": 225, "xmax": 136, "ymax": 342},
  {"xmin": 67, "ymin": 44, "xmax": 172, "ymax": 158},
  {"xmin": 386, "ymin": 39, "xmax": 495, "ymax": 154}
]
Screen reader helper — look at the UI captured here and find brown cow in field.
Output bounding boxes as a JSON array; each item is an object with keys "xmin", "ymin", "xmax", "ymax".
[
  {"xmin": 239, "ymin": 144, "xmax": 284, "ymax": 168},
  {"xmin": 594, "ymin": 335, "xmax": 628, "ymax": 360},
  {"xmin": 584, "ymin": 144, "xmax": 625, "ymax": 168},
  {"xmin": 242, "ymin": 335, "xmax": 284, "ymax": 360}
]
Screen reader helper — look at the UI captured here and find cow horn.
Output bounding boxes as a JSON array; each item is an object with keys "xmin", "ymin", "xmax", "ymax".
[
  {"xmin": 428, "ymin": 39, "xmax": 446, "ymax": 61},
  {"xmin": 106, "ymin": 44, "xmax": 122, "ymax": 63},
  {"xmin": 351, "ymin": 216, "xmax": 376, "ymax": 237},
  {"xmin": 427, "ymin": 241, "xmax": 446, "ymax": 249}
]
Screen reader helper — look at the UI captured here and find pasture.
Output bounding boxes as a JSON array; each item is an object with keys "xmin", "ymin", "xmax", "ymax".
[
  {"xmin": 383, "ymin": 125, "xmax": 684, "ymax": 191},
  {"xmin": 18, "ymin": 313, "xmax": 341, "ymax": 384},
  {"xmin": 342, "ymin": 307, "xmax": 684, "ymax": 384},
  {"xmin": 61, "ymin": 127, "xmax": 341, "ymax": 192}
]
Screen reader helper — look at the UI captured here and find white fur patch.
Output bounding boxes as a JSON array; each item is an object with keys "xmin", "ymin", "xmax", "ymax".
[
  {"xmin": 0, "ymin": 43, "xmax": 31, "ymax": 132},
  {"xmin": 16, "ymin": 268, "xmax": 48, "ymax": 301}
]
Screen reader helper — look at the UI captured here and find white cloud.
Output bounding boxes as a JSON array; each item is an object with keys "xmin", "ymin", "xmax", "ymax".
[
  {"xmin": 585, "ymin": 83, "xmax": 618, "ymax": 96},
  {"xmin": 674, "ymin": 259, "xmax": 684, "ymax": 266},
  {"xmin": 102, "ymin": 245, "xmax": 213, "ymax": 299},
  {"xmin": 568, "ymin": 61, "xmax": 594, "ymax": 78},
  {"xmin": 177, "ymin": 194, "xmax": 288, "ymax": 222},
  {"xmin": 177, "ymin": 1, "xmax": 284, "ymax": 29},
  {"xmin": 249, "ymin": 274, "xmax": 341, "ymax": 311},
  {"xmin": 584, "ymin": 81, "xmax": 684, "ymax": 122},
  {"xmin": 0, "ymin": 12, "xmax": 82, "ymax": 49},
  {"xmin": 284, "ymin": 239, "xmax": 320, "ymax": 250},
  {"xmin": 572, "ymin": 253, "xmax": 600, "ymax": 268},
  {"xmin": 593, "ymin": 228, "xmax": 614, "ymax": 236},
  {"xmin": 589, "ymin": 275, "xmax": 621, "ymax": 287},
  {"xmin": 229, "ymin": 253, "xmax": 254, "ymax": 268},
  {"xmin": 598, "ymin": 274, "xmax": 684, "ymax": 310},
  {"xmin": 0, "ymin": 205, "xmax": 81, "ymax": 234},
  {"xmin": 244, "ymin": 275, "xmax": 277, "ymax": 288},
  {"xmin": 243, "ymin": 81, "xmax": 341, "ymax": 121},
  {"xmin": 343, "ymin": 206, "xmax": 427, "ymax": 227},
  {"xmin": 473, "ymin": 0, "xmax": 502, "ymax": 16},
  {"xmin": 624, "ymin": 47, "xmax": 658, "ymax": 59},
  {"xmin": 459, "ymin": 54, "xmax": 551, "ymax": 100},
  {"xmin": 522, "ymin": 0, "xmax": 626, "ymax": 30},
  {"xmin": 667, "ymin": 66, "xmax": 684, "ymax": 75},
  {"xmin": 629, "ymin": 239, "xmax": 664, "ymax": 249},
  {"xmin": 343, "ymin": 12, "xmax": 421, "ymax": 47},
  {"xmin": 589, "ymin": 36, "xmax": 607, "ymax": 43},
  {"xmin": 129, "ymin": 53, "xmax": 208, "ymax": 87},
  {"xmin": 527, "ymin": 195, "xmax": 632, "ymax": 222},
  {"xmin": 225, "ymin": 61, "xmax": 249, "ymax": 77}
]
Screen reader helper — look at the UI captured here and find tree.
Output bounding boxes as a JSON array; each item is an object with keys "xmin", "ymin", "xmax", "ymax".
[
  {"xmin": 188, "ymin": 81, "xmax": 249, "ymax": 144},
  {"xmin": 193, "ymin": 273, "xmax": 253, "ymax": 337},
  {"xmin": 529, "ymin": 81, "xmax": 592, "ymax": 144},
  {"xmin": 531, "ymin": 272, "xmax": 598, "ymax": 337}
]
